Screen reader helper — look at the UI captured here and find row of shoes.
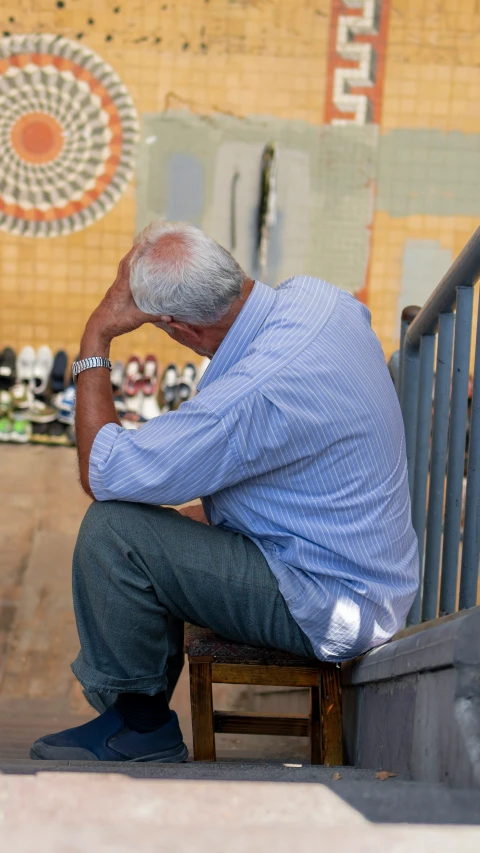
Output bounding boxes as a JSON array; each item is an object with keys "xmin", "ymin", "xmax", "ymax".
[
  {"xmin": 111, "ymin": 357, "xmax": 208, "ymax": 427},
  {"xmin": 0, "ymin": 389, "xmax": 76, "ymax": 445},
  {"xmin": 0, "ymin": 345, "xmax": 210, "ymax": 442},
  {"xmin": 0, "ymin": 345, "xmax": 68, "ymax": 395},
  {"xmin": 0, "ymin": 345, "xmax": 75, "ymax": 445}
]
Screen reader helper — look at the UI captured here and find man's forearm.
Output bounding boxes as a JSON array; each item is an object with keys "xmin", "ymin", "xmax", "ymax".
[
  {"xmin": 74, "ymin": 245, "xmax": 161, "ymax": 496},
  {"xmin": 76, "ymin": 325, "xmax": 121, "ymax": 498}
]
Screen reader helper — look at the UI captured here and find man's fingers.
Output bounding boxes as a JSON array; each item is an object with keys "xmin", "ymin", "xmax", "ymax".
[
  {"xmin": 123, "ymin": 245, "xmax": 137, "ymax": 267},
  {"xmin": 149, "ymin": 314, "xmax": 172, "ymax": 325},
  {"xmin": 117, "ymin": 245, "xmax": 137, "ymax": 277}
]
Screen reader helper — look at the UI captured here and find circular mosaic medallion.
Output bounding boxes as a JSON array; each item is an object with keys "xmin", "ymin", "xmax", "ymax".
[{"xmin": 0, "ymin": 34, "xmax": 139, "ymax": 237}]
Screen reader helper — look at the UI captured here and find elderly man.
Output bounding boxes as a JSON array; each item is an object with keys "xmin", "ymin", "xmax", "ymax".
[{"xmin": 31, "ymin": 221, "xmax": 418, "ymax": 762}]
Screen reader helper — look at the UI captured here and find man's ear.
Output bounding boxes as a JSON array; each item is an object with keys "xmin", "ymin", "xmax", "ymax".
[{"xmin": 167, "ymin": 321, "xmax": 204, "ymax": 347}]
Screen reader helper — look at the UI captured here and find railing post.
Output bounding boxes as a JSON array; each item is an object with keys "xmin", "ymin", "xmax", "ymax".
[
  {"xmin": 398, "ymin": 316, "xmax": 409, "ymax": 401},
  {"xmin": 408, "ymin": 333, "xmax": 435, "ymax": 625},
  {"xmin": 422, "ymin": 312, "xmax": 455, "ymax": 621},
  {"xmin": 459, "ymin": 297, "xmax": 480, "ymax": 610},
  {"xmin": 440, "ymin": 284, "xmax": 474, "ymax": 615},
  {"xmin": 400, "ymin": 306, "xmax": 421, "ymax": 496}
]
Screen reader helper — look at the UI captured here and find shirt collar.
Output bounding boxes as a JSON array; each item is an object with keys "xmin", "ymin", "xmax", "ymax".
[{"xmin": 197, "ymin": 280, "xmax": 276, "ymax": 391}]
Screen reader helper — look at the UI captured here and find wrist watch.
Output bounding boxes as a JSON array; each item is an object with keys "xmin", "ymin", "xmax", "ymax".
[{"xmin": 72, "ymin": 356, "xmax": 112, "ymax": 384}]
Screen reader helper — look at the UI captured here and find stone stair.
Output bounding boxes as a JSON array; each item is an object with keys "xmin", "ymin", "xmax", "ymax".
[{"xmin": 1, "ymin": 765, "xmax": 480, "ymax": 852}]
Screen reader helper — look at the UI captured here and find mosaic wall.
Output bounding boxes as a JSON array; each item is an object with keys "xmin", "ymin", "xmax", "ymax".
[
  {"xmin": 0, "ymin": 0, "xmax": 479, "ymax": 365},
  {"xmin": 0, "ymin": 34, "xmax": 138, "ymax": 238}
]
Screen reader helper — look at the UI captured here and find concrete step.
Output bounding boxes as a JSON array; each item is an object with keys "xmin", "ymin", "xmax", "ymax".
[
  {"xmin": 0, "ymin": 770, "xmax": 480, "ymax": 852},
  {"xmin": 1, "ymin": 758, "xmax": 480, "ymax": 826}
]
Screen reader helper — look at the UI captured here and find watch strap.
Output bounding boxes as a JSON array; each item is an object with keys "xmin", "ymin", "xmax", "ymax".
[{"xmin": 72, "ymin": 356, "xmax": 112, "ymax": 384}]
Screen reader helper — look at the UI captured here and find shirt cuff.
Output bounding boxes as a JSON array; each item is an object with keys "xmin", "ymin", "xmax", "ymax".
[{"xmin": 88, "ymin": 421, "xmax": 124, "ymax": 501}]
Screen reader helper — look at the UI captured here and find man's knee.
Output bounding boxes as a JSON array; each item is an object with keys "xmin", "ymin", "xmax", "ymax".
[
  {"xmin": 74, "ymin": 501, "xmax": 123, "ymax": 571},
  {"xmin": 78, "ymin": 500, "xmax": 117, "ymax": 541},
  {"xmin": 75, "ymin": 501, "xmax": 181, "ymax": 571},
  {"xmin": 74, "ymin": 501, "xmax": 140, "ymax": 598}
]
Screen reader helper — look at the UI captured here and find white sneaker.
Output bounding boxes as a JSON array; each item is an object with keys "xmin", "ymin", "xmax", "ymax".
[
  {"xmin": 17, "ymin": 346, "xmax": 35, "ymax": 384},
  {"xmin": 31, "ymin": 346, "xmax": 54, "ymax": 395},
  {"xmin": 126, "ymin": 392, "xmax": 142, "ymax": 413},
  {"xmin": 158, "ymin": 364, "xmax": 178, "ymax": 409},
  {"xmin": 178, "ymin": 363, "xmax": 197, "ymax": 402},
  {"xmin": 141, "ymin": 395, "xmax": 161, "ymax": 420},
  {"xmin": 55, "ymin": 385, "xmax": 76, "ymax": 425}
]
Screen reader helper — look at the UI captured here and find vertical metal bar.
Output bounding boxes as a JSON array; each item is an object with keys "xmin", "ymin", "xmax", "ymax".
[
  {"xmin": 402, "ymin": 343, "xmax": 421, "ymax": 496},
  {"xmin": 400, "ymin": 307, "xmax": 422, "ymax": 496},
  {"xmin": 440, "ymin": 285, "xmax": 474, "ymax": 614},
  {"xmin": 422, "ymin": 312, "xmax": 455, "ymax": 621},
  {"xmin": 398, "ymin": 317, "xmax": 408, "ymax": 401},
  {"xmin": 459, "ymin": 297, "xmax": 480, "ymax": 609},
  {"xmin": 400, "ymin": 307, "xmax": 421, "ymax": 413},
  {"xmin": 408, "ymin": 334, "xmax": 435, "ymax": 625}
]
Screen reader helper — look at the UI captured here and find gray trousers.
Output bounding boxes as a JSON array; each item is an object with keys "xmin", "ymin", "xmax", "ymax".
[{"xmin": 71, "ymin": 501, "xmax": 314, "ymax": 699}]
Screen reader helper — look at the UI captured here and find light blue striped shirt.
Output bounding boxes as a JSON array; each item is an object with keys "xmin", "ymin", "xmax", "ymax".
[{"xmin": 90, "ymin": 277, "xmax": 419, "ymax": 661}]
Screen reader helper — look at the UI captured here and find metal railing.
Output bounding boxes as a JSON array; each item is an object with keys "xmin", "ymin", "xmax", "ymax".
[{"xmin": 397, "ymin": 226, "xmax": 480, "ymax": 625}]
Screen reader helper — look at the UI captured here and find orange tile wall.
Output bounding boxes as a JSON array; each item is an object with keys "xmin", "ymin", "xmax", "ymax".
[
  {"xmin": 0, "ymin": 0, "xmax": 331, "ymax": 368},
  {"xmin": 0, "ymin": 0, "xmax": 479, "ymax": 367}
]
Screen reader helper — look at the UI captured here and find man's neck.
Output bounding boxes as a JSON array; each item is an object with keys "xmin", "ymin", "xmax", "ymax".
[
  {"xmin": 220, "ymin": 278, "xmax": 255, "ymax": 331},
  {"xmin": 199, "ymin": 278, "xmax": 255, "ymax": 356}
]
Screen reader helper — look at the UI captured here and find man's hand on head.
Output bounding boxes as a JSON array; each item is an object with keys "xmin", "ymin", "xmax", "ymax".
[
  {"xmin": 76, "ymin": 247, "xmax": 168, "ymax": 499},
  {"xmin": 81, "ymin": 248, "xmax": 164, "ymax": 355}
]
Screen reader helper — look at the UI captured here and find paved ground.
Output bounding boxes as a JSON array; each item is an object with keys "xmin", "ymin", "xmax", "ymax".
[{"xmin": 1, "ymin": 759, "xmax": 480, "ymax": 826}]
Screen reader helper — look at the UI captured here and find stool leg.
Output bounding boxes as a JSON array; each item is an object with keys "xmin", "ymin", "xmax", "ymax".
[
  {"xmin": 310, "ymin": 684, "xmax": 324, "ymax": 764},
  {"xmin": 321, "ymin": 666, "xmax": 344, "ymax": 766},
  {"xmin": 189, "ymin": 661, "xmax": 216, "ymax": 761}
]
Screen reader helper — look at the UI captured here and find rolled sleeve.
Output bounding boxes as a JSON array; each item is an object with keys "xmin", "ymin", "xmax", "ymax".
[
  {"xmin": 89, "ymin": 422, "xmax": 124, "ymax": 501},
  {"xmin": 87, "ymin": 400, "xmax": 244, "ymax": 505}
]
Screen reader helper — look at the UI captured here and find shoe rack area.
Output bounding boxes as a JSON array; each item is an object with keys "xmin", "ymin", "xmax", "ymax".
[{"xmin": 0, "ymin": 345, "xmax": 209, "ymax": 446}]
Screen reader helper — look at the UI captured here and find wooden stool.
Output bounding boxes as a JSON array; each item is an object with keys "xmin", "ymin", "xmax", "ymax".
[{"xmin": 184, "ymin": 624, "xmax": 343, "ymax": 765}]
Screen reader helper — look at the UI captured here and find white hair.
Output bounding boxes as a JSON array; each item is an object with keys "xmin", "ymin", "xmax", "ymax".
[{"xmin": 129, "ymin": 221, "xmax": 247, "ymax": 324}]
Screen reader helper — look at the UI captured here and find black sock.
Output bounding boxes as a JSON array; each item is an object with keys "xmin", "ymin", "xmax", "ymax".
[{"xmin": 114, "ymin": 691, "xmax": 170, "ymax": 733}]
